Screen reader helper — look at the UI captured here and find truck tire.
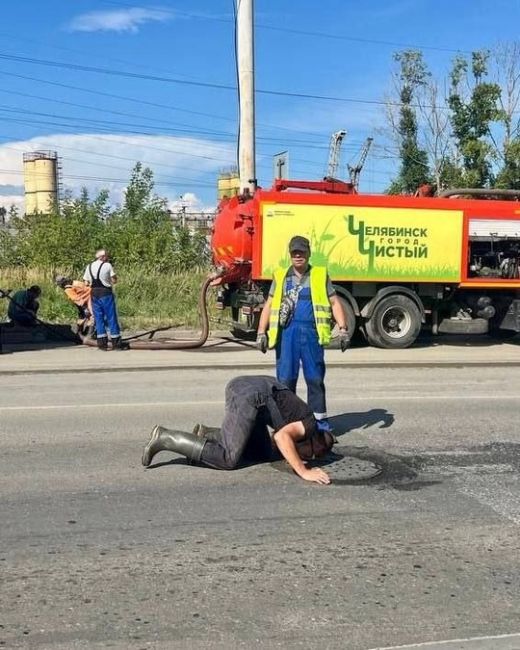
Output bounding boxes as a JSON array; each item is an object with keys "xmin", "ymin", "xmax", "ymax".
[
  {"xmin": 365, "ymin": 294, "xmax": 421, "ymax": 349},
  {"xmin": 329, "ymin": 296, "xmax": 357, "ymax": 349}
]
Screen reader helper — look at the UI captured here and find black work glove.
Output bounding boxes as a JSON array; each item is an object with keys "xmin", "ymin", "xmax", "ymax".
[
  {"xmin": 256, "ymin": 333, "xmax": 268, "ymax": 354},
  {"xmin": 339, "ymin": 329, "xmax": 350, "ymax": 353}
]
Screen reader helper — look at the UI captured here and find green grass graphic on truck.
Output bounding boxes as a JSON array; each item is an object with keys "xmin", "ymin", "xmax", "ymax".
[{"xmin": 261, "ymin": 204, "xmax": 463, "ymax": 282}]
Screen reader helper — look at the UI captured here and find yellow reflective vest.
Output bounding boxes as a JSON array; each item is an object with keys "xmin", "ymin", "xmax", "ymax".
[{"xmin": 268, "ymin": 266, "xmax": 332, "ymax": 349}]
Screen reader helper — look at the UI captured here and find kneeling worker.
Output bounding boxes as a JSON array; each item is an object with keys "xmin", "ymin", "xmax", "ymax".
[{"xmin": 142, "ymin": 375, "xmax": 335, "ymax": 484}]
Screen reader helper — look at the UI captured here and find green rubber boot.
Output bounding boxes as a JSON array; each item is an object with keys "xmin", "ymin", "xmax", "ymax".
[
  {"xmin": 142, "ymin": 426, "xmax": 206, "ymax": 467},
  {"xmin": 192, "ymin": 423, "xmax": 221, "ymax": 441}
]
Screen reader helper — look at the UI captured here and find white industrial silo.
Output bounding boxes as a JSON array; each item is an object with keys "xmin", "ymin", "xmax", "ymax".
[{"xmin": 23, "ymin": 151, "xmax": 60, "ymax": 214}]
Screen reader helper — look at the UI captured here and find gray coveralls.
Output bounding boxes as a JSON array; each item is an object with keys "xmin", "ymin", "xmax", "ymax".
[{"xmin": 200, "ymin": 375, "xmax": 313, "ymax": 470}]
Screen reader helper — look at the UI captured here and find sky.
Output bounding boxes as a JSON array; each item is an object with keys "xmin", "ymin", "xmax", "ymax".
[{"xmin": 0, "ymin": 0, "xmax": 518, "ymax": 214}]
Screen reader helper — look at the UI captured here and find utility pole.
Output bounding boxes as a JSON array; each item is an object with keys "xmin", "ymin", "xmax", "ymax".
[{"xmin": 237, "ymin": 0, "xmax": 256, "ymax": 195}]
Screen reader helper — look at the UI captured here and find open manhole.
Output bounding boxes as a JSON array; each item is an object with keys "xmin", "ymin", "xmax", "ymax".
[{"xmin": 271, "ymin": 446, "xmax": 383, "ymax": 484}]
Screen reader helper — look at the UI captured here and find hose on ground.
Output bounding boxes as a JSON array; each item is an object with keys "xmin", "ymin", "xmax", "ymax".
[{"xmin": 79, "ymin": 276, "xmax": 213, "ymax": 350}]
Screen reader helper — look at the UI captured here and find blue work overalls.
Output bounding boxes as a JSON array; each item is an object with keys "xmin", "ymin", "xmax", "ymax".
[
  {"xmin": 275, "ymin": 274, "xmax": 327, "ymax": 419},
  {"xmin": 89, "ymin": 263, "xmax": 120, "ymax": 339}
]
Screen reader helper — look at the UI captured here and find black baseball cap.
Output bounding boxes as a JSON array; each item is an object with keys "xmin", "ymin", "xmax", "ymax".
[{"xmin": 288, "ymin": 235, "xmax": 311, "ymax": 254}]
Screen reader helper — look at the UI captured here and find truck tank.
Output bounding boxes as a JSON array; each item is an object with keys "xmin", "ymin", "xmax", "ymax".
[{"xmin": 211, "ymin": 194, "xmax": 255, "ymax": 284}]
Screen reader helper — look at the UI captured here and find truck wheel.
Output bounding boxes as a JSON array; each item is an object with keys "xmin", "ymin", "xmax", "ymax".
[
  {"xmin": 329, "ymin": 296, "xmax": 357, "ymax": 349},
  {"xmin": 365, "ymin": 294, "xmax": 421, "ymax": 349}
]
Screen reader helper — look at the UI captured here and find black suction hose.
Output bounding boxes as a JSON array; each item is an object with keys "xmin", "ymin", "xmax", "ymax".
[{"xmin": 79, "ymin": 276, "xmax": 213, "ymax": 350}]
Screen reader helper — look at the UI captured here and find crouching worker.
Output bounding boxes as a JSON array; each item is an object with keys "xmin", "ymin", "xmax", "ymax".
[
  {"xmin": 142, "ymin": 375, "xmax": 335, "ymax": 484},
  {"xmin": 55, "ymin": 276, "xmax": 95, "ymax": 336},
  {"xmin": 7, "ymin": 285, "xmax": 41, "ymax": 326}
]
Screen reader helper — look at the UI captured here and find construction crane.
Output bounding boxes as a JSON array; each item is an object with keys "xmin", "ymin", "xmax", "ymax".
[
  {"xmin": 326, "ymin": 130, "xmax": 347, "ymax": 179},
  {"xmin": 348, "ymin": 137, "xmax": 373, "ymax": 190}
]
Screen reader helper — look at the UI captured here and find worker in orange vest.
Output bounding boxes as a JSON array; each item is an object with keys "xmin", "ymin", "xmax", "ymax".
[{"xmin": 55, "ymin": 275, "xmax": 95, "ymax": 336}]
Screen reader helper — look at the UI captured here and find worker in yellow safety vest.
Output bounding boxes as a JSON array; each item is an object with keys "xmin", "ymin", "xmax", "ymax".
[{"xmin": 256, "ymin": 235, "xmax": 349, "ymax": 433}]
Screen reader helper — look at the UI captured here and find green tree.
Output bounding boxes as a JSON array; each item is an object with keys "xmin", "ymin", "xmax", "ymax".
[
  {"xmin": 448, "ymin": 51, "xmax": 502, "ymax": 188},
  {"xmin": 386, "ymin": 51, "xmax": 431, "ymax": 194},
  {"xmin": 105, "ymin": 163, "xmax": 210, "ymax": 272},
  {"xmin": 105, "ymin": 163, "xmax": 176, "ymax": 270},
  {"xmin": 495, "ymin": 140, "xmax": 520, "ymax": 188},
  {"xmin": 492, "ymin": 42, "xmax": 520, "ymax": 189},
  {"xmin": 10, "ymin": 189, "xmax": 107, "ymax": 272}
]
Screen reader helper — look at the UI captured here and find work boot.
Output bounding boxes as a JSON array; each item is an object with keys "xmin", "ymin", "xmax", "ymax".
[
  {"xmin": 97, "ymin": 337, "xmax": 108, "ymax": 351},
  {"xmin": 110, "ymin": 336, "xmax": 126, "ymax": 351},
  {"xmin": 142, "ymin": 425, "xmax": 207, "ymax": 467},
  {"xmin": 192, "ymin": 423, "xmax": 221, "ymax": 441}
]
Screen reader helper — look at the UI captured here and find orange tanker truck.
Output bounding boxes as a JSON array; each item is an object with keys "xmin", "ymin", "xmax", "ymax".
[{"xmin": 210, "ymin": 178, "xmax": 520, "ymax": 349}]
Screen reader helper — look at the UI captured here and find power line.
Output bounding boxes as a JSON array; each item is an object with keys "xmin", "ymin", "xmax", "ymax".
[
  {"xmin": 0, "ymin": 87, "xmax": 230, "ymax": 135},
  {"xmin": 0, "ymin": 122, "xmax": 388, "ymax": 174},
  {"xmin": 0, "ymin": 69, "xmax": 332, "ymax": 140},
  {"xmin": 254, "ymin": 24, "xmax": 470, "ymax": 55},
  {"xmin": 0, "ymin": 51, "xmax": 446, "ymax": 110},
  {"xmin": 0, "ymin": 139, "xmax": 222, "ymax": 186},
  {"xmin": 0, "ymin": 102, "xmax": 355, "ymax": 155},
  {"xmin": 0, "ymin": 116, "xmax": 236, "ymax": 163},
  {"xmin": 0, "ymin": 104, "xmax": 235, "ymax": 140},
  {"xmin": 0, "ymin": 29, "xmax": 198, "ymax": 82},
  {"xmin": 1, "ymin": 130, "xmax": 395, "ymax": 179},
  {"xmin": 0, "ymin": 51, "xmax": 236, "ymax": 91},
  {"xmin": 0, "ymin": 167, "xmax": 216, "ymax": 190}
]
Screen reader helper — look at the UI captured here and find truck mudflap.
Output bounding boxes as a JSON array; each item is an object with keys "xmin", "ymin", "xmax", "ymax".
[{"xmin": 498, "ymin": 299, "xmax": 520, "ymax": 332}]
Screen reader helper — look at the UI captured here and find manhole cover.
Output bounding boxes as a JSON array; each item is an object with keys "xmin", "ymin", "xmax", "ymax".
[
  {"xmin": 271, "ymin": 449, "xmax": 382, "ymax": 484},
  {"xmin": 311, "ymin": 453, "xmax": 382, "ymax": 481}
]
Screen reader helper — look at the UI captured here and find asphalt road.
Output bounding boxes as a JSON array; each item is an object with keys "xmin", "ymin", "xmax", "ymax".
[{"xmin": 1, "ymin": 366, "xmax": 520, "ymax": 650}]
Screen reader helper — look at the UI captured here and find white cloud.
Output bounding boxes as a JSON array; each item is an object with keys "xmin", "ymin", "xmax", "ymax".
[
  {"xmin": 68, "ymin": 7, "xmax": 173, "ymax": 34},
  {"xmin": 0, "ymin": 133, "xmax": 235, "ymax": 212},
  {"xmin": 168, "ymin": 192, "xmax": 215, "ymax": 215}
]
